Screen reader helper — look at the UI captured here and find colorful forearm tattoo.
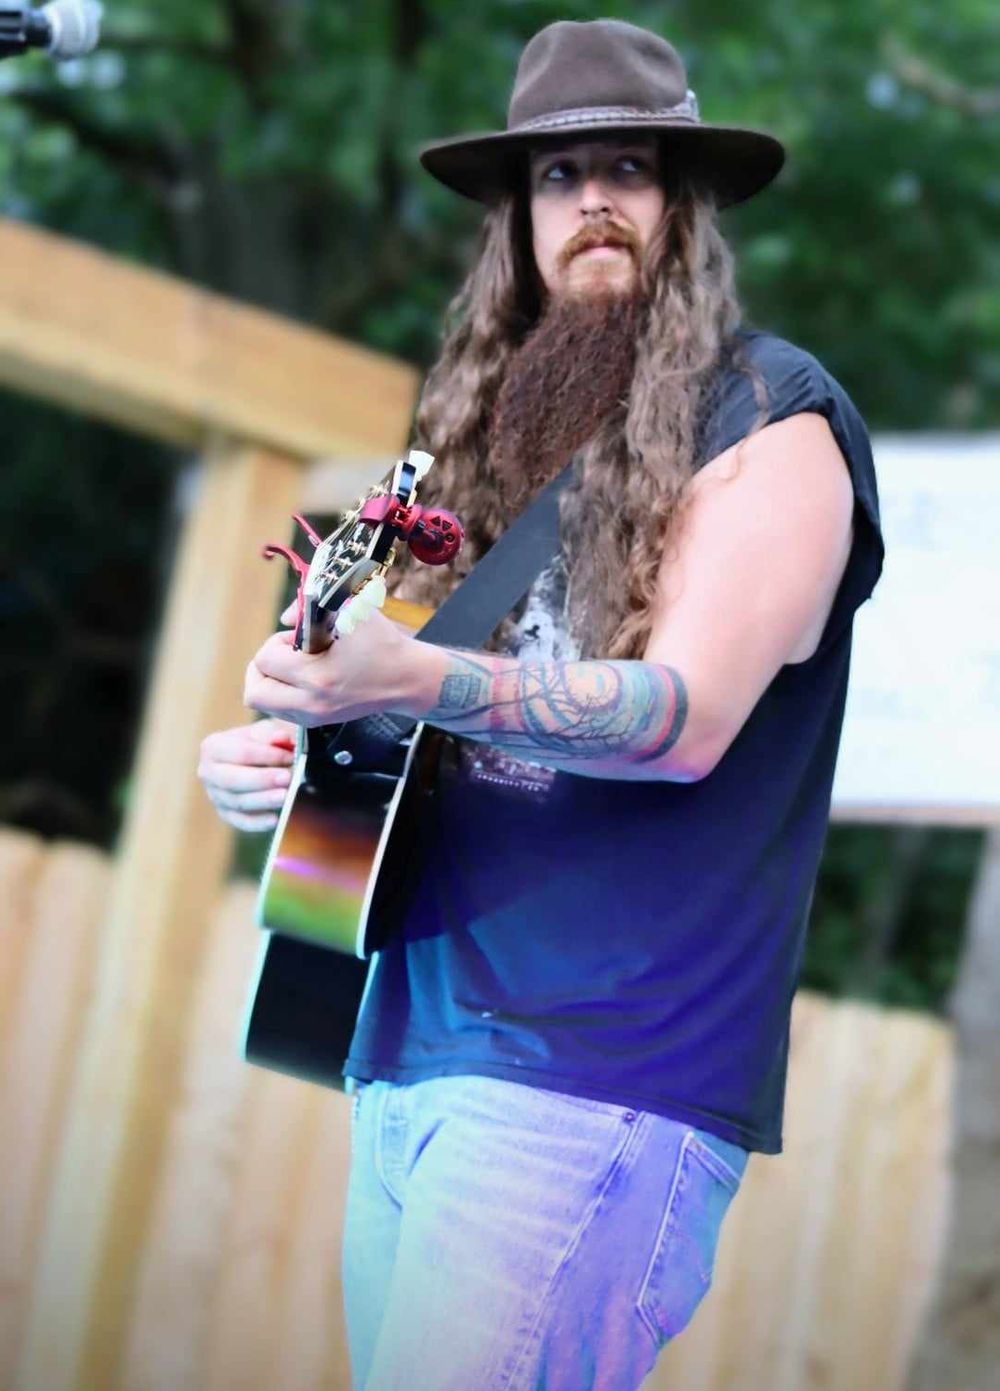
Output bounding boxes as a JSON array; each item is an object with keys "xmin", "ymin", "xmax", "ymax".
[{"xmin": 423, "ymin": 651, "xmax": 689, "ymax": 770}]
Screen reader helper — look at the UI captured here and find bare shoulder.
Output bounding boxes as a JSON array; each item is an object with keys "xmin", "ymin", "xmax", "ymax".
[
  {"xmin": 693, "ymin": 409, "xmax": 852, "ymax": 504},
  {"xmin": 643, "ymin": 409, "xmax": 856, "ymax": 765}
]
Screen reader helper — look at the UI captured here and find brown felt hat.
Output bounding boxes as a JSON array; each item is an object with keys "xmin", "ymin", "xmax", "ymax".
[{"xmin": 420, "ymin": 19, "xmax": 785, "ymax": 209}]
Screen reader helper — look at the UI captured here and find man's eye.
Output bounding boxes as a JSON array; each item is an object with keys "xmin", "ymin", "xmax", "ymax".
[
  {"xmin": 616, "ymin": 156, "xmax": 649, "ymax": 176},
  {"xmin": 541, "ymin": 160, "xmax": 576, "ymax": 183}
]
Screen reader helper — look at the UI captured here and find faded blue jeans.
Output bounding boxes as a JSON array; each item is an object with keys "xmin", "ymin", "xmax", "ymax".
[{"xmin": 342, "ymin": 1074, "xmax": 749, "ymax": 1390}]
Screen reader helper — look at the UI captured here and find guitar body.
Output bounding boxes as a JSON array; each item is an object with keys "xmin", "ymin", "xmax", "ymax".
[
  {"xmin": 253, "ymin": 727, "xmax": 412, "ymax": 959},
  {"xmin": 244, "ymin": 722, "xmax": 443, "ymax": 1088},
  {"xmin": 243, "ymin": 572, "xmax": 446, "ymax": 1085},
  {"xmin": 243, "ymin": 934, "xmax": 371, "ymax": 1090}
]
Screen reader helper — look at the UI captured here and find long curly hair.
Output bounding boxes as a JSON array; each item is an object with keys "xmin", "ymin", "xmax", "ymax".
[{"xmin": 389, "ymin": 171, "xmax": 768, "ymax": 659}]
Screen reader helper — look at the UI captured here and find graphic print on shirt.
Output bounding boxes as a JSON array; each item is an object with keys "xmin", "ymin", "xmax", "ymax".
[{"xmin": 456, "ymin": 553, "xmax": 580, "ymax": 803}]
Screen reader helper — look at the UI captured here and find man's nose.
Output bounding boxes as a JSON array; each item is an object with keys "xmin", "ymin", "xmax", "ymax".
[{"xmin": 579, "ymin": 173, "xmax": 612, "ymax": 216}]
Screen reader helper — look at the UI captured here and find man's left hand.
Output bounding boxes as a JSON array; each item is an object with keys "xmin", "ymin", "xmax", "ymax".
[{"xmin": 244, "ymin": 604, "xmax": 435, "ymax": 727}]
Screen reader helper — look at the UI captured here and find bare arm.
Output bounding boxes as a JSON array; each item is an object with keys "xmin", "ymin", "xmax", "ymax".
[
  {"xmin": 420, "ymin": 653, "xmax": 693, "ymax": 780},
  {"xmin": 400, "ymin": 412, "xmax": 855, "ymax": 782}
]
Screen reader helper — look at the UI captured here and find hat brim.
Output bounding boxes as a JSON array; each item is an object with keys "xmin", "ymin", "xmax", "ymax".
[{"xmin": 419, "ymin": 122, "xmax": 785, "ymax": 210}]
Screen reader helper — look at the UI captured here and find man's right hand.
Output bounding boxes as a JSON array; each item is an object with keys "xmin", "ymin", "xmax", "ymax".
[{"xmin": 198, "ymin": 717, "xmax": 297, "ymax": 832}]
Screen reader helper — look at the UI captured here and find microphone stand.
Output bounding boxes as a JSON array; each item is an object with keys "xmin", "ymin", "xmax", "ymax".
[
  {"xmin": 0, "ymin": 5, "xmax": 59, "ymax": 58},
  {"xmin": 0, "ymin": 3, "xmax": 101, "ymax": 60},
  {"xmin": 0, "ymin": 6, "xmax": 31, "ymax": 57}
]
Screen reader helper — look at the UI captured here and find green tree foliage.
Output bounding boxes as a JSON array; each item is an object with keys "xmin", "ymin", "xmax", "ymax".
[
  {"xmin": 804, "ymin": 825, "xmax": 982, "ymax": 1013},
  {"xmin": 0, "ymin": 0, "xmax": 994, "ymax": 1001},
  {"xmin": 0, "ymin": 0, "xmax": 996, "ymax": 416}
]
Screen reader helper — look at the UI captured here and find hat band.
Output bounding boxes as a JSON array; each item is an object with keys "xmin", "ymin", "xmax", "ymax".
[{"xmin": 512, "ymin": 90, "xmax": 701, "ymax": 135}]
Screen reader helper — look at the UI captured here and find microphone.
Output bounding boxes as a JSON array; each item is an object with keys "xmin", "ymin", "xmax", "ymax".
[{"xmin": 0, "ymin": 2, "xmax": 102, "ymax": 60}]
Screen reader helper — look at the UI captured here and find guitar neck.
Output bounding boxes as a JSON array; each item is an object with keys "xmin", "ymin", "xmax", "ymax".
[
  {"xmin": 300, "ymin": 594, "xmax": 436, "ymax": 762},
  {"xmin": 300, "ymin": 603, "xmax": 335, "ymax": 655}
]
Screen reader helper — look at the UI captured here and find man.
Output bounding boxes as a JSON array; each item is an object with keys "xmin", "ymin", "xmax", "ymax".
[{"xmin": 198, "ymin": 19, "xmax": 883, "ymax": 1390}]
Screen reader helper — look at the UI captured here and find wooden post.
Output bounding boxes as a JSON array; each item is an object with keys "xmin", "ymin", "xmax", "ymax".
[
  {"xmin": 906, "ymin": 827, "xmax": 1000, "ymax": 1391},
  {"xmin": 18, "ymin": 442, "xmax": 301, "ymax": 1391}
]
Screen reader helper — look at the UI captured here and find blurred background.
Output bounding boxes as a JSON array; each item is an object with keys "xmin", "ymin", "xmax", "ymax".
[{"xmin": 0, "ymin": 2, "xmax": 997, "ymax": 1390}]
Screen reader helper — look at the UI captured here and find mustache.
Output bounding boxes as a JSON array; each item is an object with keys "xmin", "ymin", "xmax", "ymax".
[{"xmin": 556, "ymin": 219, "xmax": 641, "ymax": 272}]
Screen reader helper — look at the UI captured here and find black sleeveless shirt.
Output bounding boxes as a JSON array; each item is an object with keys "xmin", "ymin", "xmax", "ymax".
[{"xmin": 344, "ymin": 329, "xmax": 884, "ymax": 1154}]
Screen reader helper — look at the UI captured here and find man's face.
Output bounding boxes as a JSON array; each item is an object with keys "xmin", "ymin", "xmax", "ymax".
[{"xmin": 528, "ymin": 136, "xmax": 666, "ymax": 300}]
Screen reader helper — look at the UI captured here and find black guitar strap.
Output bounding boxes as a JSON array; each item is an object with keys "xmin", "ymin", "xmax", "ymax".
[
  {"xmin": 321, "ymin": 461, "xmax": 574, "ymax": 763},
  {"xmin": 415, "ymin": 461, "xmax": 574, "ymax": 649}
]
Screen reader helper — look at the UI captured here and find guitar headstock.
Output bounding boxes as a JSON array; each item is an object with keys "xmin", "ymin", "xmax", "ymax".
[
  {"xmin": 305, "ymin": 452, "xmax": 428, "ymax": 617},
  {"xmin": 262, "ymin": 450, "xmax": 460, "ymax": 654}
]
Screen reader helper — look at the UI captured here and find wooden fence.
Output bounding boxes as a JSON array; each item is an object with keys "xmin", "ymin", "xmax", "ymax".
[{"xmin": 0, "ymin": 827, "xmax": 954, "ymax": 1391}]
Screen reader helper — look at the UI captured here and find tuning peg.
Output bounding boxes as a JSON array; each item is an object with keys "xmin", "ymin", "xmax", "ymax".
[
  {"xmin": 333, "ymin": 574, "xmax": 387, "ymax": 637},
  {"xmin": 334, "ymin": 601, "xmax": 364, "ymax": 637},
  {"xmin": 363, "ymin": 574, "xmax": 387, "ymax": 609},
  {"xmin": 408, "ymin": 449, "xmax": 434, "ymax": 482}
]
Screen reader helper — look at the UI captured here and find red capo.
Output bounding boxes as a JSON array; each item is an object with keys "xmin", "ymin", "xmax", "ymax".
[
  {"xmin": 261, "ymin": 503, "xmax": 464, "ymax": 638},
  {"xmin": 261, "ymin": 514, "xmax": 320, "ymax": 639},
  {"xmin": 357, "ymin": 497, "xmax": 463, "ymax": 565}
]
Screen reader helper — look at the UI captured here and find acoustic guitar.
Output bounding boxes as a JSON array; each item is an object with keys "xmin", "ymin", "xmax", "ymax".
[{"xmin": 242, "ymin": 450, "xmax": 460, "ymax": 1089}]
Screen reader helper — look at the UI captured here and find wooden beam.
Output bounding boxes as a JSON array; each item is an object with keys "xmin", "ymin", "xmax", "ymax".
[
  {"xmin": 0, "ymin": 218, "xmax": 418, "ymax": 457},
  {"xmin": 18, "ymin": 442, "xmax": 303, "ymax": 1391}
]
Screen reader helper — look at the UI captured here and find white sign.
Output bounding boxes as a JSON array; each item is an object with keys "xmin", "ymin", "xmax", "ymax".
[{"xmin": 831, "ymin": 433, "xmax": 1000, "ymax": 822}]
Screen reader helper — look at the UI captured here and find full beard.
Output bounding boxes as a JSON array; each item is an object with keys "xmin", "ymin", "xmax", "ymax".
[{"xmin": 488, "ymin": 285, "xmax": 647, "ymax": 517}]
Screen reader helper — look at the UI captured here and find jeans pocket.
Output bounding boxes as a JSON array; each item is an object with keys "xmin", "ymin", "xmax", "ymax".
[{"xmin": 636, "ymin": 1129, "xmax": 743, "ymax": 1346}]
